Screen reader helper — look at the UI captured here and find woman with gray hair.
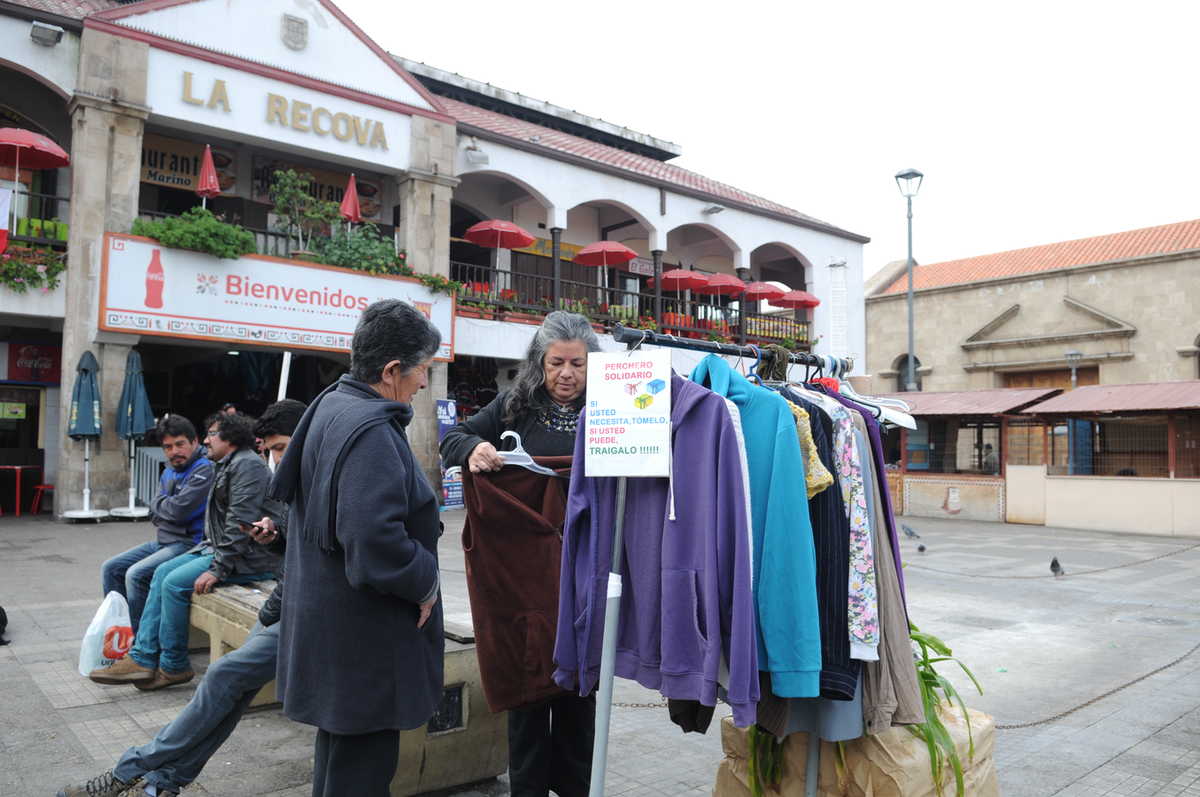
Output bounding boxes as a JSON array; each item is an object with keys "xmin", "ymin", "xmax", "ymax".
[
  {"xmin": 441, "ymin": 310, "xmax": 600, "ymax": 797},
  {"xmin": 271, "ymin": 299, "xmax": 444, "ymax": 796}
]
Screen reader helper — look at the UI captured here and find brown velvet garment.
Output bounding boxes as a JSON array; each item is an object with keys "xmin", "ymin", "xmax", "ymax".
[{"xmin": 462, "ymin": 456, "xmax": 573, "ymax": 713}]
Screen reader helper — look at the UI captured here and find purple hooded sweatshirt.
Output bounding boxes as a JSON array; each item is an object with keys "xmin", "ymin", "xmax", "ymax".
[{"xmin": 553, "ymin": 374, "xmax": 760, "ymax": 727}]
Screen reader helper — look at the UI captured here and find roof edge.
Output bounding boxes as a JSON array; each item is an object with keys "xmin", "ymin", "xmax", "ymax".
[
  {"xmin": 866, "ymin": 247, "xmax": 1200, "ymax": 302},
  {"xmin": 461, "ymin": 123, "xmax": 871, "ymax": 244},
  {"xmin": 396, "ymin": 56, "xmax": 681, "ymax": 159},
  {"xmin": 0, "ymin": 0, "xmax": 87, "ymax": 30}
]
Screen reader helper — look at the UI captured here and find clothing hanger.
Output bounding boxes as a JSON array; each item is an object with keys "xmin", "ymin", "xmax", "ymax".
[
  {"xmin": 746, "ymin": 345, "xmax": 763, "ymax": 384},
  {"xmin": 497, "ymin": 431, "xmax": 559, "ymax": 475}
]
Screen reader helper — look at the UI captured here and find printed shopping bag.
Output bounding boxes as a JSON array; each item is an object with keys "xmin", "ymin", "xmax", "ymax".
[{"xmin": 77, "ymin": 591, "xmax": 133, "ymax": 676}]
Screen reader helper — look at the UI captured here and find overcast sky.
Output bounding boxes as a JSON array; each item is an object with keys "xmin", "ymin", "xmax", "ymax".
[{"xmin": 342, "ymin": 0, "xmax": 1200, "ymax": 279}]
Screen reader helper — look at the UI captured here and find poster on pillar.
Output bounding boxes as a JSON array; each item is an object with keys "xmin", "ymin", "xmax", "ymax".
[
  {"xmin": 584, "ymin": 350, "xmax": 672, "ymax": 478},
  {"xmin": 99, "ymin": 233, "xmax": 454, "ymax": 360}
]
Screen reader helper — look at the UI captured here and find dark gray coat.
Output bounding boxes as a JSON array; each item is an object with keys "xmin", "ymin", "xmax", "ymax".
[
  {"xmin": 273, "ymin": 377, "xmax": 443, "ymax": 734},
  {"xmin": 197, "ymin": 447, "xmax": 279, "ymax": 580}
]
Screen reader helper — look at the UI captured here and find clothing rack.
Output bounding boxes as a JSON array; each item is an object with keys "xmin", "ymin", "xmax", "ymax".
[
  {"xmin": 590, "ymin": 325, "xmax": 851, "ymax": 797},
  {"xmin": 610, "ymin": 323, "xmax": 854, "ymax": 378}
]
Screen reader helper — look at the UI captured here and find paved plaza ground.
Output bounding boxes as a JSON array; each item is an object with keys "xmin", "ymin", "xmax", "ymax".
[{"xmin": 1, "ymin": 512, "xmax": 1199, "ymax": 796}]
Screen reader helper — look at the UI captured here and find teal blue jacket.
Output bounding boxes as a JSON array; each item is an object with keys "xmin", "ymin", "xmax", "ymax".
[{"xmin": 689, "ymin": 355, "xmax": 821, "ymax": 696}]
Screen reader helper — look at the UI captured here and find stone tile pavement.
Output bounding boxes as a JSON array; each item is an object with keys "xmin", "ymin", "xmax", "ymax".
[{"xmin": 0, "ymin": 512, "xmax": 1197, "ymax": 795}]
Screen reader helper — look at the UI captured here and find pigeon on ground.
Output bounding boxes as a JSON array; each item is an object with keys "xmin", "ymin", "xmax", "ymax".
[
  {"xmin": 1050, "ymin": 557, "xmax": 1065, "ymax": 577},
  {"xmin": 902, "ymin": 524, "xmax": 921, "ymax": 539},
  {"xmin": 917, "ymin": 544, "xmax": 926, "ymax": 554}
]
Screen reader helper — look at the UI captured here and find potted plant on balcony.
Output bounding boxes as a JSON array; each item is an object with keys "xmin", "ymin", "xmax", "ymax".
[
  {"xmin": 0, "ymin": 247, "xmax": 66, "ymax": 295},
  {"xmin": 269, "ymin": 169, "xmax": 340, "ymax": 260},
  {"xmin": 131, "ymin": 206, "xmax": 256, "ymax": 259}
]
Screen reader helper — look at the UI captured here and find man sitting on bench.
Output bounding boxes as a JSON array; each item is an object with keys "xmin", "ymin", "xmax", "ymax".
[{"xmin": 59, "ymin": 399, "xmax": 305, "ymax": 797}]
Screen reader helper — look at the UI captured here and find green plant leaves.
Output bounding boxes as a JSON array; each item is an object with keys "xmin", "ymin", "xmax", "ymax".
[{"xmin": 131, "ymin": 207, "xmax": 255, "ymax": 259}]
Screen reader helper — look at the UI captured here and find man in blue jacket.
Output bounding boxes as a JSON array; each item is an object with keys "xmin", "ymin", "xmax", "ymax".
[{"xmin": 101, "ymin": 414, "xmax": 213, "ymax": 633}]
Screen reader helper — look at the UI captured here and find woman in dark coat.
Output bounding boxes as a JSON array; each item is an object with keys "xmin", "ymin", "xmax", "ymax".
[
  {"xmin": 271, "ymin": 300, "xmax": 443, "ymax": 797},
  {"xmin": 441, "ymin": 311, "xmax": 600, "ymax": 797}
]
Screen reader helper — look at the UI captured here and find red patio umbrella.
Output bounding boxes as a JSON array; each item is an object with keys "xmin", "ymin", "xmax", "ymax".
[
  {"xmin": 464, "ymin": 219, "xmax": 535, "ymax": 249},
  {"xmin": 196, "ymin": 145, "xmax": 220, "ymax": 208},
  {"xmin": 769, "ymin": 289, "xmax": 821, "ymax": 309},
  {"xmin": 573, "ymin": 240, "xmax": 638, "ymax": 267},
  {"xmin": 339, "ymin": 173, "xmax": 362, "ymax": 224},
  {"xmin": 742, "ymin": 281, "xmax": 787, "ymax": 301},
  {"xmin": 693, "ymin": 273, "xmax": 746, "ymax": 296},
  {"xmin": 647, "ymin": 268, "xmax": 709, "ymax": 292},
  {"xmin": 0, "ymin": 128, "xmax": 69, "ymax": 250}
]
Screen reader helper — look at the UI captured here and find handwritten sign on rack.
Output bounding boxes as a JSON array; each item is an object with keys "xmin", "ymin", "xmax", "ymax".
[{"xmin": 584, "ymin": 350, "xmax": 672, "ymax": 478}]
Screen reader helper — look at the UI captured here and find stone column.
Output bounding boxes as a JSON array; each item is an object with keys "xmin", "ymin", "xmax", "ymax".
[
  {"xmin": 397, "ymin": 116, "xmax": 459, "ymax": 489},
  {"xmin": 57, "ymin": 28, "xmax": 150, "ymax": 514}
]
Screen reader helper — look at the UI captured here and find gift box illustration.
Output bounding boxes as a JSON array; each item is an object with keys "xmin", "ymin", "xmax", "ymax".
[
  {"xmin": 646, "ymin": 379, "xmax": 666, "ymax": 395},
  {"xmin": 634, "ymin": 394, "xmax": 654, "ymax": 409},
  {"xmin": 625, "ymin": 382, "xmax": 641, "ymax": 396}
]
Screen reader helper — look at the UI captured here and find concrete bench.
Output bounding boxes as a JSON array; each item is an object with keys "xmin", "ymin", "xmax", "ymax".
[{"xmin": 188, "ymin": 583, "xmax": 507, "ymax": 796}]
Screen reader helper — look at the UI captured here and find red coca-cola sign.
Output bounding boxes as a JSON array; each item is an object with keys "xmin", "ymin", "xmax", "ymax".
[{"xmin": 7, "ymin": 343, "xmax": 61, "ymax": 384}]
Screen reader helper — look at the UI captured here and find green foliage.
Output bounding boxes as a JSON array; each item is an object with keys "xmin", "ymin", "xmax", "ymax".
[
  {"xmin": 778, "ymin": 336, "xmax": 798, "ymax": 351},
  {"xmin": 907, "ymin": 622, "xmax": 984, "ymax": 797},
  {"xmin": 131, "ymin": 207, "xmax": 255, "ymax": 259},
  {"xmin": 313, "ymin": 223, "xmax": 400, "ymax": 275},
  {"xmin": 746, "ymin": 725, "xmax": 784, "ymax": 797},
  {"xmin": 269, "ymin": 169, "xmax": 340, "ymax": 252},
  {"xmin": 0, "ymin": 246, "xmax": 67, "ymax": 293}
]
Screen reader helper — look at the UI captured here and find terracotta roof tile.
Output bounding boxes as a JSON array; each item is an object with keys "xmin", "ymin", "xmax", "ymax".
[
  {"xmin": 879, "ymin": 218, "xmax": 1200, "ymax": 295},
  {"xmin": 441, "ymin": 97, "xmax": 866, "ymax": 239},
  {"xmin": 3, "ymin": 0, "xmax": 119, "ymax": 19}
]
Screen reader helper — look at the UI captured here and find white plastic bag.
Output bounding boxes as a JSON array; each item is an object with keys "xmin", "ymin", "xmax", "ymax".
[{"xmin": 77, "ymin": 591, "xmax": 133, "ymax": 676}]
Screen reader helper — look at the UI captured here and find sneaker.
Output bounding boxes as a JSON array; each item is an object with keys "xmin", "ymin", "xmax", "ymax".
[
  {"xmin": 133, "ymin": 667, "xmax": 195, "ymax": 691},
  {"xmin": 57, "ymin": 768, "xmax": 141, "ymax": 796},
  {"xmin": 89, "ymin": 656, "xmax": 154, "ymax": 685}
]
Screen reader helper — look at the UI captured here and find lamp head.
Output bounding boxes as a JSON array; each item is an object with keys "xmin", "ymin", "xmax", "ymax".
[{"xmin": 895, "ymin": 167, "xmax": 924, "ymax": 198}]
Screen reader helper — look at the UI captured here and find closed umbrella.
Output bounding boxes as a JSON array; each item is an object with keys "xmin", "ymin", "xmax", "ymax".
[
  {"xmin": 463, "ymin": 219, "xmax": 535, "ymax": 249},
  {"xmin": 196, "ymin": 144, "xmax": 220, "ymax": 208},
  {"xmin": 111, "ymin": 350, "xmax": 156, "ymax": 519},
  {"xmin": 64, "ymin": 350, "xmax": 108, "ymax": 520},
  {"xmin": 340, "ymin": 173, "xmax": 362, "ymax": 224}
]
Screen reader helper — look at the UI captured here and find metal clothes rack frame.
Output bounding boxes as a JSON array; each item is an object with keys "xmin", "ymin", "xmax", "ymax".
[{"xmin": 589, "ymin": 324, "xmax": 854, "ymax": 797}]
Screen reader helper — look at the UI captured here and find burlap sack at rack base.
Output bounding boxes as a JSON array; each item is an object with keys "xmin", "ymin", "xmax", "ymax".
[{"xmin": 714, "ymin": 706, "xmax": 999, "ymax": 797}]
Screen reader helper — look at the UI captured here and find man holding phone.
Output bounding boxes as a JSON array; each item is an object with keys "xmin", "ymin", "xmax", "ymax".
[
  {"xmin": 89, "ymin": 413, "xmax": 278, "ymax": 691},
  {"xmin": 61, "ymin": 402, "xmax": 304, "ymax": 797}
]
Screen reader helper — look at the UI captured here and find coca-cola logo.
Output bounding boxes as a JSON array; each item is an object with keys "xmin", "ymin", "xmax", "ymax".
[
  {"xmin": 7, "ymin": 343, "xmax": 61, "ymax": 383},
  {"xmin": 15, "ymin": 346, "xmax": 53, "ymax": 371}
]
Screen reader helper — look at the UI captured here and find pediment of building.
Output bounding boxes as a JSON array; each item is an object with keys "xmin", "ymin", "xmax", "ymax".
[
  {"xmin": 961, "ymin": 296, "xmax": 1136, "ymax": 351},
  {"xmin": 93, "ymin": 0, "xmax": 437, "ymax": 113}
]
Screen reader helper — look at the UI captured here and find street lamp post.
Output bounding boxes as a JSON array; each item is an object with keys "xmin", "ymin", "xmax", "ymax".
[{"xmin": 895, "ymin": 168, "xmax": 924, "ymax": 391}]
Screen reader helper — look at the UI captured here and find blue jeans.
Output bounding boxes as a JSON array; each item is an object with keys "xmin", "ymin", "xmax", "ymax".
[
  {"xmin": 101, "ymin": 540, "xmax": 193, "ymax": 634},
  {"xmin": 130, "ymin": 552, "xmax": 272, "ymax": 674},
  {"xmin": 116, "ymin": 622, "xmax": 279, "ymax": 791}
]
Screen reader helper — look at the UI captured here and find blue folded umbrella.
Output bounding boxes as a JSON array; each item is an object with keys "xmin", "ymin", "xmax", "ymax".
[
  {"xmin": 68, "ymin": 350, "xmax": 101, "ymax": 440},
  {"xmin": 116, "ymin": 350, "xmax": 155, "ymax": 441}
]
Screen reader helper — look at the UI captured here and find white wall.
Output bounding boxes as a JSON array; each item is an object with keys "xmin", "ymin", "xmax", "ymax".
[
  {"xmin": 455, "ymin": 138, "xmax": 867, "ymax": 370},
  {"xmin": 113, "ymin": 0, "xmax": 432, "ymax": 110},
  {"xmin": 0, "ymin": 14, "xmax": 80, "ymax": 99},
  {"xmin": 146, "ymin": 49, "xmax": 413, "ymax": 174},
  {"xmin": 0, "ymin": 285, "xmax": 66, "ymax": 320}
]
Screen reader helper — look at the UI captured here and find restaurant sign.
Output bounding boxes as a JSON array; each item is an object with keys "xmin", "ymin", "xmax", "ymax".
[
  {"xmin": 141, "ymin": 134, "xmax": 237, "ymax": 193},
  {"xmin": 99, "ymin": 234, "xmax": 454, "ymax": 360}
]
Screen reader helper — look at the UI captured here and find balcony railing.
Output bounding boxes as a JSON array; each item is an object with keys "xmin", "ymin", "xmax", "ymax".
[
  {"xmin": 449, "ymin": 260, "xmax": 810, "ymax": 346},
  {"xmin": 9, "ymin": 190, "xmax": 70, "ymax": 249}
]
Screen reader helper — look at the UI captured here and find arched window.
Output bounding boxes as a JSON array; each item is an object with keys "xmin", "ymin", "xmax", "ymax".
[{"xmin": 893, "ymin": 354, "xmax": 922, "ymax": 392}]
